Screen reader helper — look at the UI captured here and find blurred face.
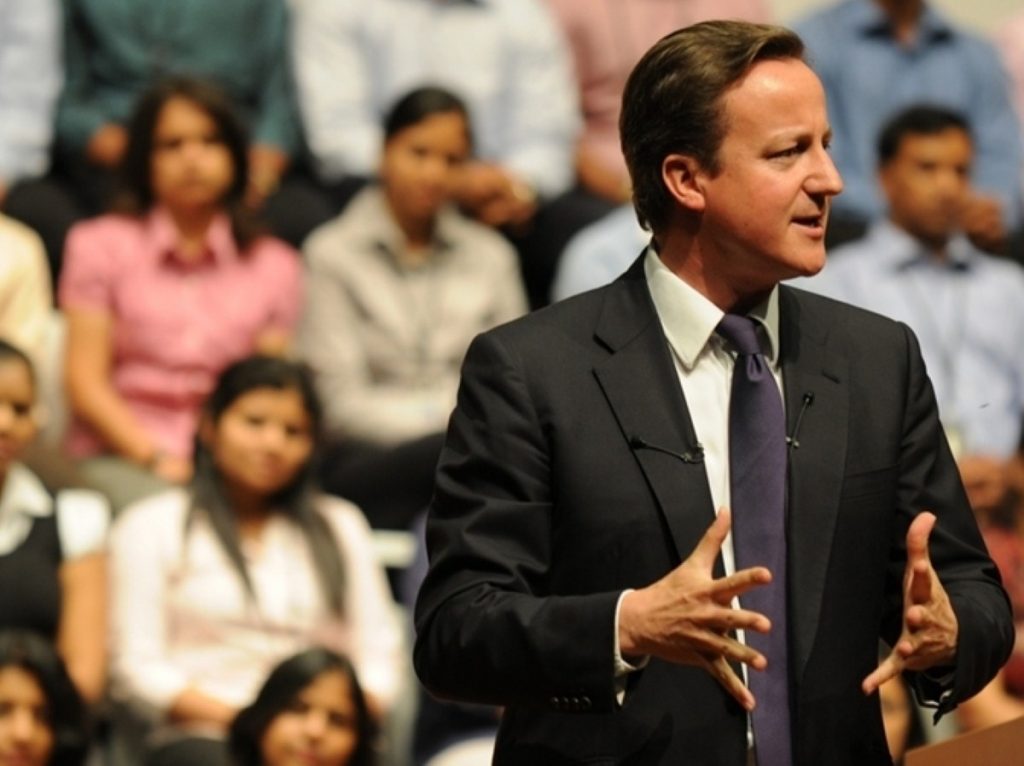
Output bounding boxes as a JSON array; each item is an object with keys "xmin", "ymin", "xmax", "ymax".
[
  {"xmin": 204, "ymin": 387, "xmax": 314, "ymax": 499},
  {"xmin": 150, "ymin": 96, "xmax": 235, "ymax": 213},
  {"xmin": 0, "ymin": 667, "xmax": 54, "ymax": 766},
  {"xmin": 0, "ymin": 359, "xmax": 37, "ymax": 479},
  {"xmin": 689, "ymin": 58, "xmax": 843, "ymax": 297},
  {"xmin": 260, "ymin": 670, "xmax": 360, "ymax": 766},
  {"xmin": 880, "ymin": 128, "xmax": 972, "ymax": 249},
  {"xmin": 380, "ymin": 111, "xmax": 470, "ymax": 226}
]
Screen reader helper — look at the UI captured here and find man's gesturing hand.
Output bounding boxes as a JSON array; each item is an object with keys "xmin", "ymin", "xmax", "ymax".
[
  {"xmin": 618, "ymin": 509, "xmax": 772, "ymax": 711},
  {"xmin": 863, "ymin": 511, "xmax": 959, "ymax": 695}
]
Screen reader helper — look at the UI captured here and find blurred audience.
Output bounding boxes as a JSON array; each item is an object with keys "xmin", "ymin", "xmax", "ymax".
[
  {"xmin": 229, "ymin": 647, "xmax": 378, "ymax": 766},
  {"xmin": 794, "ymin": 0, "xmax": 1023, "ymax": 252},
  {"xmin": 0, "ymin": 340, "xmax": 108, "ymax": 705},
  {"xmin": 550, "ymin": 204, "xmax": 647, "ymax": 302},
  {"xmin": 8, "ymin": 0, "xmax": 303, "ymax": 277},
  {"xmin": 955, "ymin": 441, "xmax": 1024, "ymax": 731},
  {"xmin": 58, "ymin": 78, "xmax": 301, "ymax": 514},
  {"xmin": 0, "ymin": 630, "xmax": 91, "ymax": 766},
  {"xmin": 108, "ymin": 356, "xmax": 403, "ymax": 766},
  {"xmin": 801, "ymin": 106, "xmax": 1024, "ymax": 514},
  {"xmin": 0, "ymin": 216, "xmax": 52, "ymax": 372},
  {"xmin": 290, "ymin": 0, "xmax": 606, "ymax": 308},
  {"xmin": 545, "ymin": 0, "xmax": 771, "ymax": 205},
  {"xmin": 299, "ymin": 86, "xmax": 526, "ymax": 530},
  {"xmin": 0, "ymin": 0, "xmax": 62, "ymax": 257}
]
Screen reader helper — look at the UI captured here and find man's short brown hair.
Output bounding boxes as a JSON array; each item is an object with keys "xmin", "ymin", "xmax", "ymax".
[{"xmin": 620, "ymin": 21, "xmax": 805, "ymax": 234}]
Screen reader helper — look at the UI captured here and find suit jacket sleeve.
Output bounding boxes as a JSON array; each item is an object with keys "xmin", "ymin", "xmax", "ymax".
[
  {"xmin": 413, "ymin": 328, "xmax": 622, "ymax": 713},
  {"xmin": 886, "ymin": 321, "xmax": 1013, "ymax": 715}
]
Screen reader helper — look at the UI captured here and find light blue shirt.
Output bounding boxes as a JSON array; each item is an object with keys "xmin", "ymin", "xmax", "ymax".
[
  {"xmin": 550, "ymin": 205, "xmax": 648, "ymax": 301},
  {"xmin": 0, "ymin": 0, "xmax": 61, "ymax": 186},
  {"xmin": 794, "ymin": 0, "xmax": 1023, "ymax": 229},
  {"xmin": 291, "ymin": 0, "xmax": 578, "ymax": 197},
  {"xmin": 798, "ymin": 219, "xmax": 1024, "ymax": 457}
]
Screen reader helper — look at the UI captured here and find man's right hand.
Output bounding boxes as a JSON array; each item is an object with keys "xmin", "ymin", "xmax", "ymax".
[
  {"xmin": 618, "ymin": 509, "xmax": 772, "ymax": 711},
  {"xmin": 86, "ymin": 123, "xmax": 129, "ymax": 168}
]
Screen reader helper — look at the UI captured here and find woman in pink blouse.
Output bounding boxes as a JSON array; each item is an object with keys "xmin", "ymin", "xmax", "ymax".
[{"xmin": 58, "ymin": 77, "xmax": 302, "ymax": 512}]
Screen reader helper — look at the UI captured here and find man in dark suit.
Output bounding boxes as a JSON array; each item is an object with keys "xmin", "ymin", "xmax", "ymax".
[{"xmin": 413, "ymin": 20, "xmax": 1012, "ymax": 765}]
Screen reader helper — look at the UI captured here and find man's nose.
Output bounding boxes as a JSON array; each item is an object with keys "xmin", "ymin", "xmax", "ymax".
[{"xmin": 808, "ymin": 147, "xmax": 844, "ymax": 197}]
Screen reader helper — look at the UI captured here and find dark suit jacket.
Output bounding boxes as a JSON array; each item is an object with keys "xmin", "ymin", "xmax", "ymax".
[{"xmin": 413, "ymin": 257, "xmax": 1012, "ymax": 765}]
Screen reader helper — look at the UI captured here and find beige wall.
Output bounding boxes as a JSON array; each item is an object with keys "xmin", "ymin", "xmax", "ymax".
[{"xmin": 773, "ymin": 0, "xmax": 1021, "ymax": 35}]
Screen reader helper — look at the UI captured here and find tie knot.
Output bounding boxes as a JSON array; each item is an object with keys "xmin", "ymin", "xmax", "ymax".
[{"xmin": 716, "ymin": 314, "xmax": 762, "ymax": 356}]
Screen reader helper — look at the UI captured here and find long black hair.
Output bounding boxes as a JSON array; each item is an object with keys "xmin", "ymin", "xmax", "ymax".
[
  {"xmin": 0, "ymin": 631, "xmax": 89, "ymax": 766},
  {"xmin": 228, "ymin": 647, "xmax": 376, "ymax": 766},
  {"xmin": 112, "ymin": 75, "xmax": 265, "ymax": 249},
  {"xmin": 188, "ymin": 356, "xmax": 346, "ymax": 615}
]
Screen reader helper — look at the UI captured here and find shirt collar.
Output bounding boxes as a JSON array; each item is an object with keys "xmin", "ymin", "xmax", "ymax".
[
  {"xmin": 353, "ymin": 186, "xmax": 458, "ymax": 265},
  {"xmin": 852, "ymin": 0, "xmax": 954, "ymax": 43},
  {"xmin": 644, "ymin": 248, "xmax": 781, "ymax": 370},
  {"xmin": 147, "ymin": 207, "xmax": 240, "ymax": 267},
  {"xmin": 0, "ymin": 463, "xmax": 53, "ymax": 526},
  {"xmin": 868, "ymin": 219, "xmax": 976, "ymax": 272}
]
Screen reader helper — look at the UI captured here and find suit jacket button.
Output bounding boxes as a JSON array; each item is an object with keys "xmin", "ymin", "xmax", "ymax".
[
  {"xmin": 549, "ymin": 696, "xmax": 560, "ymax": 709},
  {"xmin": 580, "ymin": 696, "xmax": 592, "ymax": 711}
]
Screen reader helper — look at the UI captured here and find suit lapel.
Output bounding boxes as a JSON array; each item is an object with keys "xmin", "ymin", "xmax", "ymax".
[
  {"xmin": 592, "ymin": 257, "xmax": 717, "ymax": 568},
  {"xmin": 778, "ymin": 287, "xmax": 849, "ymax": 683}
]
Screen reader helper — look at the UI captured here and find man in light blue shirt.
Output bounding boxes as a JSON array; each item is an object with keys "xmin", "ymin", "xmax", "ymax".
[
  {"xmin": 794, "ymin": 0, "xmax": 1023, "ymax": 249},
  {"xmin": 801, "ymin": 104, "xmax": 1024, "ymax": 511},
  {"xmin": 550, "ymin": 205, "xmax": 647, "ymax": 302}
]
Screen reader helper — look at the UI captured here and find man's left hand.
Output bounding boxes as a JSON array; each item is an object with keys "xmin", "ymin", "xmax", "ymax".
[{"xmin": 863, "ymin": 511, "xmax": 958, "ymax": 695}]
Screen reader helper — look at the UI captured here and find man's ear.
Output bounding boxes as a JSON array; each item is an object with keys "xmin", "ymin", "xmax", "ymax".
[{"xmin": 662, "ymin": 153, "xmax": 707, "ymax": 213}]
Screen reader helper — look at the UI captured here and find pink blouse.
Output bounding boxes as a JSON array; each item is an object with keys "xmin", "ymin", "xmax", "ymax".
[{"xmin": 58, "ymin": 209, "xmax": 302, "ymax": 458}]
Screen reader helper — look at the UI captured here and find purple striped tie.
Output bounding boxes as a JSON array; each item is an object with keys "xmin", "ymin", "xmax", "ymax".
[{"xmin": 717, "ymin": 314, "xmax": 792, "ymax": 766}]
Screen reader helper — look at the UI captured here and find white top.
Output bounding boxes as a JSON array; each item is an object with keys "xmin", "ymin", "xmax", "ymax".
[
  {"xmin": 109, "ymin": 488, "xmax": 405, "ymax": 721},
  {"xmin": 0, "ymin": 462, "xmax": 109, "ymax": 558}
]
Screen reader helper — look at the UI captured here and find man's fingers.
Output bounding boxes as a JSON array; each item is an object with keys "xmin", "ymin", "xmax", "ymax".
[
  {"xmin": 862, "ymin": 651, "xmax": 904, "ymax": 695},
  {"xmin": 906, "ymin": 511, "xmax": 936, "ymax": 566},
  {"xmin": 706, "ymin": 655, "xmax": 756, "ymax": 712},
  {"xmin": 691, "ymin": 508, "xmax": 732, "ymax": 568},
  {"xmin": 710, "ymin": 566, "xmax": 772, "ymax": 605},
  {"xmin": 906, "ymin": 512, "xmax": 937, "ymax": 604}
]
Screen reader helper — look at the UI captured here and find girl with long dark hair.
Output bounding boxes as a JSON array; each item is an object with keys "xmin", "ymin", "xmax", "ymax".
[{"xmin": 108, "ymin": 356, "xmax": 402, "ymax": 765}]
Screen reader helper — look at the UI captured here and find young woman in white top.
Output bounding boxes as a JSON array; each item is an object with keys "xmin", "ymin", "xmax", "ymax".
[{"xmin": 108, "ymin": 356, "xmax": 403, "ymax": 766}]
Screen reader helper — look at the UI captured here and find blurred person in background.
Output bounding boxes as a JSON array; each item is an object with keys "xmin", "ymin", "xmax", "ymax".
[
  {"xmin": 299, "ymin": 86, "xmax": 526, "ymax": 531},
  {"xmin": 0, "ymin": 630, "xmax": 91, "ymax": 766},
  {"xmin": 59, "ymin": 78, "xmax": 301, "ymax": 514},
  {"xmin": 108, "ymin": 357, "xmax": 403, "ymax": 766},
  {"xmin": 229, "ymin": 647, "xmax": 377, "ymax": 766},
  {"xmin": 0, "ymin": 340, "xmax": 108, "ymax": 706}
]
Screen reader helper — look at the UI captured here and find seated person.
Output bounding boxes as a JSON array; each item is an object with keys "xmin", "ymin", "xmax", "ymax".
[
  {"xmin": 956, "ymin": 443, "xmax": 1024, "ymax": 731},
  {"xmin": 0, "ymin": 629, "xmax": 91, "ymax": 766},
  {"xmin": 108, "ymin": 356, "xmax": 404, "ymax": 766},
  {"xmin": 794, "ymin": 0, "xmax": 1022, "ymax": 251},
  {"xmin": 59, "ymin": 77, "xmax": 301, "ymax": 513},
  {"xmin": 299, "ymin": 86, "xmax": 527, "ymax": 530},
  {"xmin": 0, "ymin": 0, "xmax": 62, "ymax": 272},
  {"xmin": 229, "ymin": 647, "xmax": 377, "ymax": 766},
  {"xmin": 544, "ymin": 0, "xmax": 772, "ymax": 205},
  {"xmin": 8, "ymin": 0, "xmax": 301, "ymax": 275},
  {"xmin": 0, "ymin": 340, "xmax": 108, "ymax": 705},
  {"xmin": 0, "ymin": 215, "xmax": 51, "ymax": 370},
  {"xmin": 801, "ymin": 105, "xmax": 1024, "ymax": 515},
  {"xmin": 550, "ymin": 204, "xmax": 647, "ymax": 302},
  {"xmin": 291, "ymin": 0, "xmax": 607, "ymax": 307}
]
